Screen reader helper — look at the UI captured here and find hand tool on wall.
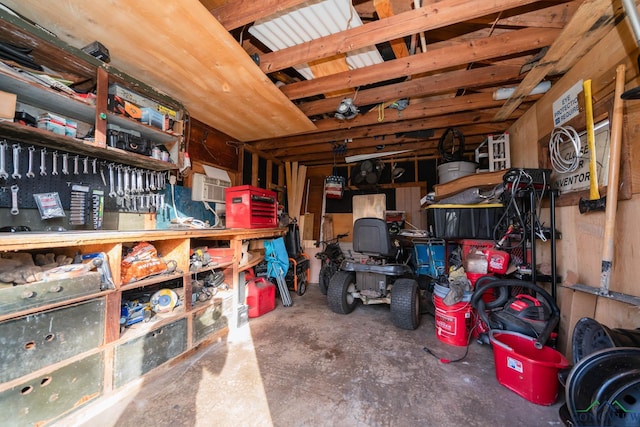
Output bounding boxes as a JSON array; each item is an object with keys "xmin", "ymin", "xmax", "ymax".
[
  {"xmin": 26, "ymin": 146, "xmax": 35, "ymax": 178},
  {"xmin": 83, "ymin": 157, "xmax": 89, "ymax": 174},
  {"xmin": 10, "ymin": 185, "xmax": 19, "ymax": 215},
  {"xmin": 108, "ymin": 163, "xmax": 116, "ymax": 198},
  {"xmin": 73, "ymin": 155, "xmax": 79, "ymax": 175},
  {"xmin": 599, "ymin": 64, "xmax": 626, "ymax": 296},
  {"xmin": 11, "ymin": 144, "xmax": 21, "ymax": 179},
  {"xmin": 52, "ymin": 151, "xmax": 59, "ymax": 175},
  {"xmin": 123, "ymin": 167, "xmax": 130, "ymax": 197},
  {"xmin": 578, "ymin": 79, "xmax": 603, "ymax": 213},
  {"xmin": 39, "ymin": 148, "xmax": 47, "ymax": 176},
  {"xmin": 0, "ymin": 140, "xmax": 8, "ymax": 179},
  {"xmin": 61, "ymin": 153, "xmax": 69, "ymax": 175},
  {"xmin": 116, "ymin": 165, "xmax": 124, "ymax": 196}
]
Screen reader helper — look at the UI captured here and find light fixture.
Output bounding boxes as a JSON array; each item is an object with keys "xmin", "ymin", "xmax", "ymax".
[
  {"xmin": 335, "ymin": 98, "xmax": 359, "ymax": 120},
  {"xmin": 392, "ymin": 163, "xmax": 406, "ymax": 179},
  {"xmin": 493, "ymin": 80, "xmax": 551, "ymax": 101}
]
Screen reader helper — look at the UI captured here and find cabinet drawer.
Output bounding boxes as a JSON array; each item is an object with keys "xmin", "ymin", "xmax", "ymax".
[
  {"xmin": 114, "ymin": 318, "xmax": 187, "ymax": 388},
  {"xmin": 0, "ymin": 272, "xmax": 102, "ymax": 317},
  {"xmin": 0, "ymin": 299, "xmax": 105, "ymax": 384},
  {"xmin": 0, "ymin": 352, "xmax": 103, "ymax": 427},
  {"xmin": 192, "ymin": 293, "xmax": 232, "ymax": 344}
]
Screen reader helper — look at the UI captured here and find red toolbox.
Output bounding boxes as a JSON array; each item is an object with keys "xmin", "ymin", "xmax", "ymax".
[{"xmin": 225, "ymin": 185, "xmax": 278, "ymax": 229}]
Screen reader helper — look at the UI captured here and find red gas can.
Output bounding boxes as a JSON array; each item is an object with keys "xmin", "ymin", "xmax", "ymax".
[
  {"xmin": 486, "ymin": 248, "xmax": 510, "ymax": 274},
  {"xmin": 246, "ymin": 277, "xmax": 276, "ymax": 318}
]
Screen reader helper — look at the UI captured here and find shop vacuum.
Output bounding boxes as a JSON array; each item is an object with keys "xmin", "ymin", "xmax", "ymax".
[{"xmin": 471, "ymin": 277, "xmax": 560, "ymax": 348}]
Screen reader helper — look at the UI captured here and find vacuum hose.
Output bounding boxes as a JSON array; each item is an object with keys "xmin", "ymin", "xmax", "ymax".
[{"xmin": 471, "ymin": 279, "xmax": 560, "ymax": 349}]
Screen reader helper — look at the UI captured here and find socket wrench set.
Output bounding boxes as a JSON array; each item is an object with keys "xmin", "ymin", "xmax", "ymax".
[{"xmin": 0, "ymin": 140, "xmax": 168, "ymax": 228}]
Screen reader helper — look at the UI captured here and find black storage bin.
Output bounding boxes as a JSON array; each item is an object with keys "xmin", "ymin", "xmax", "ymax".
[{"xmin": 427, "ymin": 203, "xmax": 504, "ymax": 240}]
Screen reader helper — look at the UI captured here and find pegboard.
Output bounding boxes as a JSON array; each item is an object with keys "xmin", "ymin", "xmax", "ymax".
[{"xmin": 0, "ymin": 139, "xmax": 169, "ymax": 228}]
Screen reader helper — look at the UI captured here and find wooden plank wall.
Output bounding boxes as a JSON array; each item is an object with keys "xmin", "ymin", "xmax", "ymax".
[{"xmin": 508, "ymin": 17, "xmax": 640, "ymax": 355}]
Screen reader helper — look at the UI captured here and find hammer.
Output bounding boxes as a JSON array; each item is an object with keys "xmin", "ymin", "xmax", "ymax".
[{"xmin": 578, "ymin": 79, "xmax": 605, "ymax": 214}]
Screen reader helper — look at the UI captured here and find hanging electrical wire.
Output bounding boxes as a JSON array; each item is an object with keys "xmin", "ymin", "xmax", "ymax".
[{"xmin": 549, "ymin": 125, "xmax": 582, "ymax": 173}]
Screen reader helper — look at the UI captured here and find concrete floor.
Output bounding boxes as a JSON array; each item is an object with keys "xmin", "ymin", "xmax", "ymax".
[{"xmin": 63, "ymin": 284, "xmax": 564, "ymax": 427}]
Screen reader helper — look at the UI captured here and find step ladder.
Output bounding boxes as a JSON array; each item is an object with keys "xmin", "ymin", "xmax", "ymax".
[{"xmin": 475, "ymin": 133, "xmax": 511, "ymax": 172}]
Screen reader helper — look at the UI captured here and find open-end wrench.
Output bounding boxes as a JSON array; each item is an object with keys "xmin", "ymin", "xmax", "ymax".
[
  {"xmin": 123, "ymin": 167, "xmax": 130, "ymax": 197},
  {"xmin": 137, "ymin": 169, "xmax": 143, "ymax": 193},
  {"xmin": 131, "ymin": 169, "xmax": 139, "ymax": 194},
  {"xmin": 39, "ymin": 148, "xmax": 47, "ymax": 176},
  {"xmin": 73, "ymin": 155, "xmax": 79, "ymax": 175},
  {"xmin": 116, "ymin": 165, "xmax": 124, "ymax": 196},
  {"xmin": 26, "ymin": 146, "xmax": 35, "ymax": 178},
  {"xmin": 11, "ymin": 144, "xmax": 21, "ymax": 179},
  {"xmin": 129, "ymin": 168, "xmax": 136, "ymax": 194},
  {"xmin": 149, "ymin": 171, "xmax": 156, "ymax": 190},
  {"xmin": 145, "ymin": 170, "xmax": 150, "ymax": 192},
  {"xmin": 0, "ymin": 141, "xmax": 8, "ymax": 179},
  {"xmin": 61, "ymin": 153, "xmax": 69, "ymax": 175},
  {"xmin": 10, "ymin": 185, "xmax": 19, "ymax": 215},
  {"xmin": 83, "ymin": 157, "xmax": 89, "ymax": 174},
  {"xmin": 92, "ymin": 158, "xmax": 97, "ymax": 175},
  {"xmin": 52, "ymin": 151, "xmax": 59, "ymax": 175},
  {"xmin": 108, "ymin": 164, "xmax": 116, "ymax": 198}
]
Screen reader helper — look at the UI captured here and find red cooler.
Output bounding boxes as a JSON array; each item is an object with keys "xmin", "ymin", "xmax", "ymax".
[{"xmin": 246, "ymin": 277, "xmax": 276, "ymax": 318}]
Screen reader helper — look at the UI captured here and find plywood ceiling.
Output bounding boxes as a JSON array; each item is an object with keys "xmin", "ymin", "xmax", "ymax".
[
  {"xmin": 0, "ymin": 0, "xmax": 627, "ymax": 167},
  {"xmin": 0, "ymin": 0, "xmax": 316, "ymax": 142}
]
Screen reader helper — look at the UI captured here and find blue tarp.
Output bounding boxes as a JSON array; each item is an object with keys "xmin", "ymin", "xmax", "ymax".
[{"xmin": 264, "ymin": 237, "xmax": 289, "ymax": 277}]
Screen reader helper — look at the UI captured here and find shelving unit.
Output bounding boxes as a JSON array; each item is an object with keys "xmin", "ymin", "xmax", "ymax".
[
  {"xmin": 0, "ymin": 9, "xmax": 183, "ymax": 172},
  {"xmin": 0, "ymin": 13, "xmax": 287, "ymax": 424},
  {"xmin": 0, "ymin": 228, "xmax": 286, "ymax": 425}
]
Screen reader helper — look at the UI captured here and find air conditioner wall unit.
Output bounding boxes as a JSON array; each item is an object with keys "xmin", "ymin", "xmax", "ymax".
[{"xmin": 192, "ymin": 173, "xmax": 231, "ymax": 203}]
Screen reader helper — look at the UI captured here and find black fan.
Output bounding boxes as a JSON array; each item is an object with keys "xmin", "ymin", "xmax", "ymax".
[{"xmin": 351, "ymin": 159, "xmax": 383, "ymax": 187}]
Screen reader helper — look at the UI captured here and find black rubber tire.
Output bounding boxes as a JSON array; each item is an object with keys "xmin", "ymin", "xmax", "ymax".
[
  {"xmin": 391, "ymin": 279, "xmax": 420, "ymax": 330},
  {"xmin": 297, "ymin": 272, "xmax": 307, "ymax": 296},
  {"xmin": 318, "ymin": 263, "xmax": 335, "ymax": 295},
  {"xmin": 327, "ymin": 271, "xmax": 357, "ymax": 314}
]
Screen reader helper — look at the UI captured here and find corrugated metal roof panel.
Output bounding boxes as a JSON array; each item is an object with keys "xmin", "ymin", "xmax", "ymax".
[{"xmin": 249, "ymin": 0, "xmax": 383, "ymax": 80}]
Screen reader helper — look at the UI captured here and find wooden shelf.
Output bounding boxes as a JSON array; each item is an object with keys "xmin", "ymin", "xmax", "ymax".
[
  {"xmin": 0, "ymin": 228, "xmax": 286, "ymax": 252},
  {"xmin": 0, "ymin": 121, "xmax": 178, "ymax": 171},
  {"xmin": 120, "ymin": 272, "xmax": 185, "ymax": 292}
]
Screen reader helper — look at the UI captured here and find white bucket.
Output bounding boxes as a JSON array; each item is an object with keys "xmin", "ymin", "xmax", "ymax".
[{"xmin": 437, "ymin": 161, "xmax": 476, "ymax": 184}]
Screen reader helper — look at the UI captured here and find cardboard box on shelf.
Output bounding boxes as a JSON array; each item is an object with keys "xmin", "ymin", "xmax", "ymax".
[{"xmin": 0, "ymin": 90, "xmax": 17, "ymax": 120}]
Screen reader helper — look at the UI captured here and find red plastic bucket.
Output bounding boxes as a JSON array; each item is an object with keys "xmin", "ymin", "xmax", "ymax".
[
  {"xmin": 466, "ymin": 272, "xmax": 496, "ymax": 303},
  {"xmin": 490, "ymin": 330, "xmax": 569, "ymax": 405},
  {"xmin": 433, "ymin": 294, "xmax": 472, "ymax": 346}
]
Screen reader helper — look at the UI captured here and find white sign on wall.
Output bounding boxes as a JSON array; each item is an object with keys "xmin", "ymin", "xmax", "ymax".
[
  {"xmin": 552, "ymin": 80, "xmax": 584, "ymax": 126},
  {"xmin": 551, "ymin": 120, "xmax": 610, "ymax": 194}
]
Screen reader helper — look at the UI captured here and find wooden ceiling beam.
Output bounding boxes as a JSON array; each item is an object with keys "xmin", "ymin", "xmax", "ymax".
[
  {"xmin": 281, "ymin": 27, "xmax": 560, "ymax": 100},
  {"xmin": 466, "ymin": 1, "xmax": 580, "ymax": 29},
  {"xmin": 494, "ymin": 0, "xmax": 623, "ymax": 120},
  {"xmin": 208, "ymin": 0, "xmax": 308, "ymax": 30},
  {"xmin": 252, "ymin": 105, "xmax": 530, "ymax": 150},
  {"xmin": 258, "ymin": 0, "xmax": 546, "ymax": 74},
  {"xmin": 373, "ymin": 0, "xmax": 410, "ymax": 59},
  {"xmin": 313, "ymin": 93, "xmax": 511, "ymax": 131},
  {"xmin": 272, "ymin": 122, "xmax": 511, "ymax": 159},
  {"xmin": 289, "ymin": 134, "xmax": 492, "ymax": 164},
  {"xmin": 298, "ymin": 64, "xmax": 523, "ymax": 116}
]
